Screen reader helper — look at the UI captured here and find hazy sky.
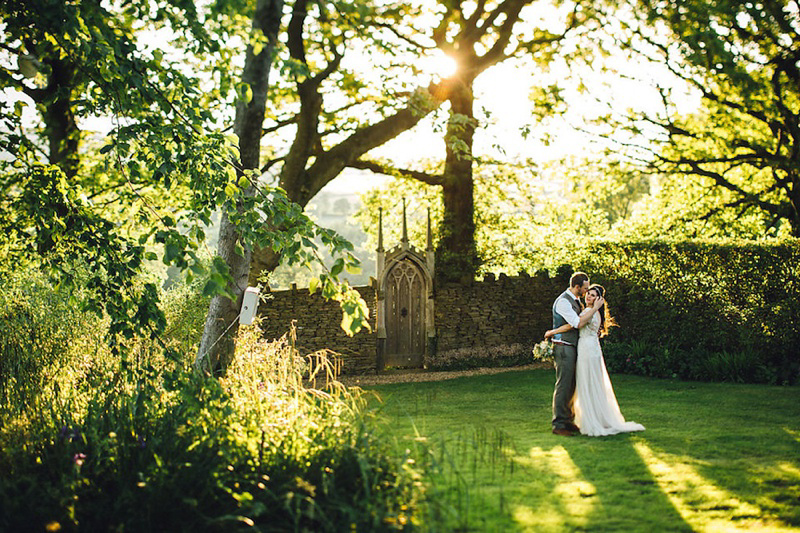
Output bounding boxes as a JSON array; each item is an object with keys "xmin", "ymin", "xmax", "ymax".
[{"xmin": 322, "ymin": 46, "xmax": 696, "ymax": 197}]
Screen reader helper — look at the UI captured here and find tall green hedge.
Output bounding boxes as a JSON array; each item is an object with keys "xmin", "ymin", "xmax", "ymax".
[{"xmin": 527, "ymin": 239, "xmax": 800, "ymax": 384}]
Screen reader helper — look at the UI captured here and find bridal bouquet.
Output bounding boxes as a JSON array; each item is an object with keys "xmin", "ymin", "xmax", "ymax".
[{"xmin": 531, "ymin": 340, "xmax": 554, "ymax": 362}]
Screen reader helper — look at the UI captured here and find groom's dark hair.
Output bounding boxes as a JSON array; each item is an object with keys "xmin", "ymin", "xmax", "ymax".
[{"xmin": 570, "ymin": 272, "xmax": 589, "ymax": 288}]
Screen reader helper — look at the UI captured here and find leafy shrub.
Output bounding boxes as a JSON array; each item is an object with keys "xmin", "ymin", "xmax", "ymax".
[
  {"xmin": 603, "ymin": 340, "xmax": 692, "ymax": 380},
  {"xmin": 0, "ymin": 268, "xmax": 107, "ymax": 415},
  {"xmin": 603, "ymin": 340, "xmax": 779, "ymax": 384},
  {"xmin": 0, "ymin": 275, "xmax": 426, "ymax": 532},
  {"xmin": 158, "ymin": 277, "xmax": 211, "ymax": 356},
  {"xmin": 426, "ymin": 343, "xmax": 531, "ymax": 371},
  {"xmin": 695, "ymin": 349, "xmax": 776, "ymax": 384}
]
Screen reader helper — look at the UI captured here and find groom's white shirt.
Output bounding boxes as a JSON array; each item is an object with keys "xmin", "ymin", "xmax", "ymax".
[{"xmin": 554, "ymin": 290, "xmax": 581, "ymax": 345}]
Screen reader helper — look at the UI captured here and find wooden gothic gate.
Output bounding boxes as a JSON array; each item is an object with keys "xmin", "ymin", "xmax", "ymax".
[
  {"xmin": 385, "ymin": 259, "xmax": 426, "ymax": 367},
  {"xmin": 375, "ymin": 201, "xmax": 435, "ymax": 370}
]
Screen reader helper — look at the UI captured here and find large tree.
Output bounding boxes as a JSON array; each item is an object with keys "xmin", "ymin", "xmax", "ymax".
[
  {"xmin": 1, "ymin": 0, "xmax": 368, "ymax": 372},
  {"xmin": 351, "ymin": 0, "xmax": 592, "ymax": 281},
  {"xmin": 245, "ymin": 0, "xmax": 453, "ymax": 284},
  {"xmin": 194, "ymin": 0, "xmax": 284, "ymax": 373},
  {"xmin": 1, "ymin": 0, "xmax": 230, "ymax": 346},
  {"xmin": 594, "ymin": 0, "xmax": 800, "ymax": 237}
]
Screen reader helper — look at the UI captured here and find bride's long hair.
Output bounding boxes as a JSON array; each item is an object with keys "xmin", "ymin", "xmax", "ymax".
[{"xmin": 588, "ymin": 284, "xmax": 617, "ymax": 337}]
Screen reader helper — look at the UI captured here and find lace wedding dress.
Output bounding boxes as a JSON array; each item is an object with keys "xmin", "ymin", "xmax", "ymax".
[{"xmin": 575, "ymin": 311, "xmax": 645, "ymax": 437}]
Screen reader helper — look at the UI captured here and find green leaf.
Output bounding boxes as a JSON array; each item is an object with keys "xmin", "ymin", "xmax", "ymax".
[
  {"xmin": 340, "ymin": 311, "xmax": 353, "ymax": 334},
  {"xmin": 345, "ymin": 263, "xmax": 362, "ymax": 275},
  {"xmin": 330, "ymin": 258, "xmax": 344, "ymax": 277},
  {"xmin": 164, "ymin": 242, "xmax": 182, "ymax": 264},
  {"xmin": 237, "ymin": 82, "xmax": 253, "ymax": 104},
  {"xmin": 202, "ymin": 279, "xmax": 220, "ymax": 298}
]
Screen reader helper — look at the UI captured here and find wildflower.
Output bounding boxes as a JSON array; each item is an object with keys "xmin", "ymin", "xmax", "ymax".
[
  {"xmin": 73, "ymin": 453, "xmax": 86, "ymax": 467},
  {"xmin": 59, "ymin": 426, "xmax": 81, "ymax": 442}
]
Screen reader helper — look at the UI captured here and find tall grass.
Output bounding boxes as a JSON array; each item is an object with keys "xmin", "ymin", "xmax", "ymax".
[
  {"xmin": 0, "ymin": 269, "xmax": 107, "ymax": 416},
  {"xmin": 0, "ymin": 272, "xmax": 425, "ymax": 531}
]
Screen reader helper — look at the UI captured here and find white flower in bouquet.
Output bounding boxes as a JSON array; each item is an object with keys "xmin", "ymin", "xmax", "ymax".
[{"xmin": 532, "ymin": 340, "xmax": 554, "ymax": 362}]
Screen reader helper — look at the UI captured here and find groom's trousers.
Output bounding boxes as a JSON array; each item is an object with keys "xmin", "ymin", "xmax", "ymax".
[{"xmin": 552, "ymin": 343, "xmax": 578, "ymax": 429}]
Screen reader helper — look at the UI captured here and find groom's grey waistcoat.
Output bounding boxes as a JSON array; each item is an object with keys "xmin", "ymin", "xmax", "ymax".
[{"xmin": 552, "ymin": 291, "xmax": 581, "ymax": 345}]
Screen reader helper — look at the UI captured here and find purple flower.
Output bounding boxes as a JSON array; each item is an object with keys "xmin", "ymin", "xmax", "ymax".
[
  {"xmin": 59, "ymin": 426, "xmax": 81, "ymax": 442},
  {"xmin": 138, "ymin": 435, "xmax": 146, "ymax": 448}
]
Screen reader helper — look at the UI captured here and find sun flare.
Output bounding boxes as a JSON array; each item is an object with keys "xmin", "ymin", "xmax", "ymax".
[{"xmin": 421, "ymin": 51, "xmax": 458, "ymax": 78}]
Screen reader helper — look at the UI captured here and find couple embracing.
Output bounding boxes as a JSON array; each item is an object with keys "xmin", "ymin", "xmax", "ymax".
[{"xmin": 546, "ymin": 272, "xmax": 645, "ymax": 437}]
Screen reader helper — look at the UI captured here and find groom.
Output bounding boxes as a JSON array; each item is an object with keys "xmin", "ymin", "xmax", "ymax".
[{"xmin": 550, "ymin": 272, "xmax": 590, "ymax": 436}]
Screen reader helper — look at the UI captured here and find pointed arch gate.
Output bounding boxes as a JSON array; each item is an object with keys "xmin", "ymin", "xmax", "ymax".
[
  {"xmin": 375, "ymin": 202, "xmax": 435, "ymax": 370},
  {"xmin": 384, "ymin": 258, "xmax": 427, "ymax": 367}
]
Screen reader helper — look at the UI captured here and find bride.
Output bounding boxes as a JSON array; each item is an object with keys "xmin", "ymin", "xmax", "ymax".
[{"xmin": 546, "ymin": 284, "xmax": 645, "ymax": 437}]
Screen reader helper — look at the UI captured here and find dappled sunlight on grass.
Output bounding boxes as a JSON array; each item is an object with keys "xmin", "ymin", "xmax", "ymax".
[
  {"xmin": 776, "ymin": 462, "xmax": 800, "ymax": 479},
  {"xmin": 369, "ymin": 369, "xmax": 800, "ymax": 531},
  {"xmin": 633, "ymin": 441, "xmax": 795, "ymax": 531},
  {"xmin": 511, "ymin": 445, "xmax": 596, "ymax": 532}
]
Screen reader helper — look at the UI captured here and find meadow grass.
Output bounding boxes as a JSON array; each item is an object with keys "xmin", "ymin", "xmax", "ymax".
[{"xmin": 367, "ymin": 368, "xmax": 800, "ymax": 532}]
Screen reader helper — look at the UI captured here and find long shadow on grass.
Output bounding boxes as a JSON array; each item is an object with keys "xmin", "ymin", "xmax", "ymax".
[
  {"xmin": 373, "ymin": 370, "xmax": 800, "ymax": 531},
  {"xmin": 508, "ymin": 429, "xmax": 693, "ymax": 532},
  {"xmin": 618, "ymin": 379, "xmax": 800, "ymax": 529},
  {"xmin": 372, "ymin": 370, "xmax": 695, "ymax": 532}
]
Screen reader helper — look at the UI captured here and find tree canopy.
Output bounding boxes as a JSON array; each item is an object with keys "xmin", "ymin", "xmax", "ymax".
[
  {"xmin": 351, "ymin": 0, "xmax": 597, "ymax": 281},
  {"xmin": 1, "ymin": 0, "xmax": 369, "ymax": 370},
  {"xmin": 589, "ymin": 0, "xmax": 800, "ymax": 237}
]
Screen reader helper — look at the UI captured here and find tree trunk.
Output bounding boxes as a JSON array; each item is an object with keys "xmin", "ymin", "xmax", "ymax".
[
  {"xmin": 436, "ymin": 80, "xmax": 479, "ymax": 283},
  {"xmin": 40, "ymin": 56, "xmax": 79, "ymax": 179},
  {"xmin": 195, "ymin": 0, "xmax": 283, "ymax": 375}
]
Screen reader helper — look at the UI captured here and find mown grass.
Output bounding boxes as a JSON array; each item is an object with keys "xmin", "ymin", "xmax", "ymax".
[{"xmin": 368, "ymin": 368, "xmax": 800, "ymax": 532}]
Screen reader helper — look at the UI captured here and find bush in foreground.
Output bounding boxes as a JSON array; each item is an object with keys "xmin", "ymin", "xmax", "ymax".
[{"xmin": 0, "ymin": 275, "xmax": 425, "ymax": 531}]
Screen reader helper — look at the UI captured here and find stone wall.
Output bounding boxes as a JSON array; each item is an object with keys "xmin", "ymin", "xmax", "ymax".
[
  {"xmin": 258, "ymin": 285, "xmax": 378, "ymax": 375},
  {"xmin": 257, "ymin": 272, "xmax": 567, "ymax": 375},
  {"xmin": 434, "ymin": 272, "xmax": 563, "ymax": 354}
]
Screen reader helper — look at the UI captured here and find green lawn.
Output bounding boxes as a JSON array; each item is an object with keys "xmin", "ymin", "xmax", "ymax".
[{"xmin": 367, "ymin": 368, "xmax": 800, "ymax": 532}]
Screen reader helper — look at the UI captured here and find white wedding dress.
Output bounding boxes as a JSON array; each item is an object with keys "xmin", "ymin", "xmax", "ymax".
[{"xmin": 575, "ymin": 311, "xmax": 645, "ymax": 437}]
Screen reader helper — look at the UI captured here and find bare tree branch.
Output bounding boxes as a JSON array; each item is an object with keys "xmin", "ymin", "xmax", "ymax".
[
  {"xmin": 349, "ymin": 158, "xmax": 444, "ymax": 186},
  {"xmin": 372, "ymin": 22, "xmax": 435, "ymax": 50}
]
